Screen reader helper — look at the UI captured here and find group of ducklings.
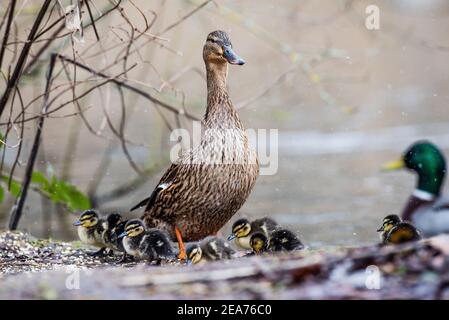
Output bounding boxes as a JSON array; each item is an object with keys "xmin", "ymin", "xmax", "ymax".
[
  {"xmin": 73, "ymin": 211, "xmax": 304, "ymax": 265},
  {"xmin": 74, "ymin": 209, "xmax": 424, "ymax": 265}
]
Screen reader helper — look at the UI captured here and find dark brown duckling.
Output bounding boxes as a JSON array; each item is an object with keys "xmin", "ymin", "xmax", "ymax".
[
  {"xmin": 101, "ymin": 213, "xmax": 123, "ymax": 250},
  {"xmin": 186, "ymin": 236, "xmax": 235, "ymax": 264},
  {"xmin": 106, "ymin": 215, "xmax": 134, "ymax": 263},
  {"xmin": 269, "ymin": 229, "xmax": 304, "ymax": 251},
  {"xmin": 377, "ymin": 214, "xmax": 422, "ymax": 245},
  {"xmin": 118, "ymin": 219, "xmax": 175, "ymax": 264},
  {"xmin": 249, "ymin": 229, "xmax": 304, "ymax": 254},
  {"xmin": 131, "ymin": 30, "xmax": 259, "ymax": 260}
]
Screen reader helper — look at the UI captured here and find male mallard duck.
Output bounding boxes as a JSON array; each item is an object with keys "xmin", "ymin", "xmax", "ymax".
[
  {"xmin": 73, "ymin": 210, "xmax": 107, "ymax": 256},
  {"xmin": 118, "ymin": 219, "xmax": 175, "ymax": 264},
  {"xmin": 377, "ymin": 214, "xmax": 421, "ymax": 245},
  {"xmin": 186, "ymin": 236, "xmax": 235, "ymax": 264},
  {"xmin": 382, "ymin": 141, "xmax": 449, "ymax": 236},
  {"xmin": 249, "ymin": 229, "xmax": 304, "ymax": 254},
  {"xmin": 227, "ymin": 217, "xmax": 279, "ymax": 250},
  {"xmin": 131, "ymin": 30, "xmax": 259, "ymax": 259}
]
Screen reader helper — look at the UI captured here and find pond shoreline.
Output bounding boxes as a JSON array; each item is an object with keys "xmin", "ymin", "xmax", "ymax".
[{"xmin": 1, "ymin": 230, "xmax": 448, "ymax": 299}]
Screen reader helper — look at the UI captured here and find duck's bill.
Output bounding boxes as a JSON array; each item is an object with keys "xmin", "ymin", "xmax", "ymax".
[
  {"xmin": 118, "ymin": 231, "xmax": 128, "ymax": 239},
  {"xmin": 227, "ymin": 234, "xmax": 236, "ymax": 241},
  {"xmin": 73, "ymin": 220, "xmax": 82, "ymax": 226},
  {"xmin": 376, "ymin": 227, "xmax": 384, "ymax": 232},
  {"xmin": 223, "ymin": 46, "xmax": 245, "ymax": 65},
  {"xmin": 381, "ymin": 158, "xmax": 405, "ymax": 171}
]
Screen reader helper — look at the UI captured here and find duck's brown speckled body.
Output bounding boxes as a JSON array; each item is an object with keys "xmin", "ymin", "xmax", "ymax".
[{"xmin": 132, "ymin": 31, "xmax": 259, "ymax": 243}]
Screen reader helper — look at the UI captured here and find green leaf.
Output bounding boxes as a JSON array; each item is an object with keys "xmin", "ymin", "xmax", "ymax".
[
  {"xmin": 31, "ymin": 171, "xmax": 50, "ymax": 189},
  {"xmin": 0, "ymin": 185, "xmax": 4, "ymax": 203},
  {"xmin": 46, "ymin": 176, "xmax": 90, "ymax": 211},
  {"xmin": 1, "ymin": 176, "xmax": 21, "ymax": 197},
  {"xmin": 59, "ymin": 181, "xmax": 91, "ymax": 211}
]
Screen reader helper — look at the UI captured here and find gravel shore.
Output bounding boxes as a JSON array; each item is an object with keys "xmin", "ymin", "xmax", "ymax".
[{"xmin": 1, "ymin": 230, "xmax": 449, "ymax": 299}]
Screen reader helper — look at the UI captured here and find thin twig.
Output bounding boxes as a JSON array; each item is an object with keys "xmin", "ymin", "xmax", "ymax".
[
  {"xmin": 8, "ymin": 53, "xmax": 56, "ymax": 230},
  {"xmin": 56, "ymin": 53, "xmax": 199, "ymax": 120},
  {"xmin": 85, "ymin": 0, "xmax": 100, "ymax": 41},
  {"xmin": 0, "ymin": 0, "xmax": 52, "ymax": 119},
  {"xmin": 0, "ymin": 0, "xmax": 16, "ymax": 71}
]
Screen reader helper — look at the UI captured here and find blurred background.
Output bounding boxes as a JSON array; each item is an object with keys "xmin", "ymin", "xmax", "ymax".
[{"xmin": 0, "ymin": 0, "xmax": 448, "ymax": 248}]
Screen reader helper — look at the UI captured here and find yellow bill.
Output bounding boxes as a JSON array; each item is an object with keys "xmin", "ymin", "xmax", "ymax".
[{"xmin": 381, "ymin": 158, "xmax": 405, "ymax": 171}]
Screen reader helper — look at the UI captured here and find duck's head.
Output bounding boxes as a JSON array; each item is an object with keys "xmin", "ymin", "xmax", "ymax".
[
  {"xmin": 73, "ymin": 210, "xmax": 99, "ymax": 228},
  {"xmin": 118, "ymin": 219, "xmax": 145, "ymax": 238},
  {"xmin": 203, "ymin": 30, "xmax": 245, "ymax": 66},
  {"xmin": 186, "ymin": 243, "xmax": 203, "ymax": 264},
  {"xmin": 377, "ymin": 214, "xmax": 401, "ymax": 233},
  {"xmin": 250, "ymin": 232, "xmax": 268, "ymax": 254},
  {"xmin": 227, "ymin": 218, "xmax": 251, "ymax": 241},
  {"xmin": 383, "ymin": 141, "xmax": 446, "ymax": 196}
]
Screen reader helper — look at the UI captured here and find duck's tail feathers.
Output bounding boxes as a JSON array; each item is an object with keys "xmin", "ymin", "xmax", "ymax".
[{"xmin": 130, "ymin": 196, "xmax": 152, "ymax": 211}]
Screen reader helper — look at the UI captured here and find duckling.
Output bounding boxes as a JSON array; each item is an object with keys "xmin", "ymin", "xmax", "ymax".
[
  {"xmin": 227, "ymin": 217, "xmax": 279, "ymax": 250},
  {"xmin": 73, "ymin": 209, "xmax": 107, "ymax": 256},
  {"xmin": 249, "ymin": 229, "xmax": 304, "ymax": 254},
  {"xmin": 382, "ymin": 141, "xmax": 449, "ymax": 236},
  {"xmin": 101, "ymin": 213, "xmax": 123, "ymax": 251},
  {"xmin": 108, "ymin": 218, "xmax": 133, "ymax": 263},
  {"xmin": 118, "ymin": 219, "xmax": 175, "ymax": 264},
  {"xmin": 186, "ymin": 236, "xmax": 235, "ymax": 264},
  {"xmin": 269, "ymin": 229, "xmax": 305, "ymax": 252},
  {"xmin": 131, "ymin": 30, "xmax": 258, "ymax": 260},
  {"xmin": 377, "ymin": 214, "xmax": 422, "ymax": 245},
  {"xmin": 249, "ymin": 232, "xmax": 268, "ymax": 254}
]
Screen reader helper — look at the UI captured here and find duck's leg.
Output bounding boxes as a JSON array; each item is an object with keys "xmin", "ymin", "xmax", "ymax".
[
  {"xmin": 175, "ymin": 226, "xmax": 186, "ymax": 260},
  {"xmin": 117, "ymin": 252, "xmax": 133, "ymax": 264}
]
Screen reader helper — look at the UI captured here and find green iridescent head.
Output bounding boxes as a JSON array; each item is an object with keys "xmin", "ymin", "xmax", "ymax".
[{"xmin": 383, "ymin": 141, "xmax": 446, "ymax": 196}]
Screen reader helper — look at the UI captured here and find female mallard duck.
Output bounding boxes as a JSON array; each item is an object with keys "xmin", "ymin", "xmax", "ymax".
[
  {"xmin": 186, "ymin": 236, "xmax": 235, "ymax": 264},
  {"xmin": 227, "ymin": 217, "xmax": 279, "ymax": 250},
  {"xmin": 249, "ymin": 229, "xmax": 304, "ymax": 254},
  {"xmin": 131, "ymin": 30, "xmax": 259, "ymax": 259},
  {"xmin": 382, "ymin": 141, "xmax": 448, "ymax": 236},
  {"xmin": 377, "ymin": 214, "xmax": 421, "ymax": 245},
  {"xmin": 73, "ymin": 210, "xmax": 107, "ymax": 256},
  {"xmin": 118, "ymin": 219, "xmax": 175, "ymax": 264}
]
